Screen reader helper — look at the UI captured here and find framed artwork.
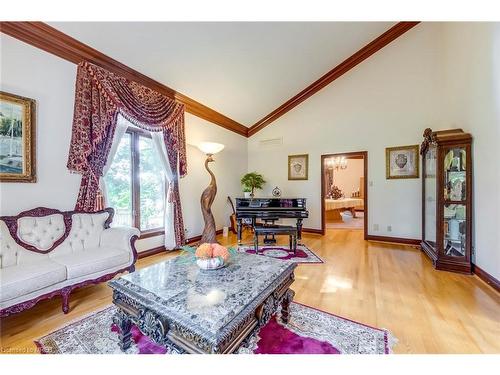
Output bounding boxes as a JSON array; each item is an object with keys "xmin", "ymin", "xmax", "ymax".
[
  {"xmin": 288, "ymin": 154, "xmax": 308, "ymax": 180},
  {"xmin": 0, "ymin": 91, "xmax": 36, "ymax": 182},
  {"xmin": 385, "ymin": 145, "xmax": 419, "ymax": 179}
]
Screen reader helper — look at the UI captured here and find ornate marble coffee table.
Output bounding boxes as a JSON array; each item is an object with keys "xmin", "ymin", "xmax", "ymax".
[{"xmin": 108, "ymin": 253, "xmax": 296, "ymax": 353}]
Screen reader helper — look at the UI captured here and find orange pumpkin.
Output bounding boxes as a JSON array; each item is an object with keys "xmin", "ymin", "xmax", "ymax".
[
  {"xmin": 195, "ymin": 243, "xmax": 213, "ymax": 258},
  {"xmin": 212, "ymin": 244, "xmax": 230, "ymax": 262},
  {"xmin": 195, "ymin": 243, "xmax": 230, "ymax": 262}
]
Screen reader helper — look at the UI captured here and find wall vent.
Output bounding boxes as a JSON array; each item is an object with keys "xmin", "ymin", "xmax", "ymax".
[{"xmin": 259, "ymin": 137, "xmax": 283, "ymax": 148}]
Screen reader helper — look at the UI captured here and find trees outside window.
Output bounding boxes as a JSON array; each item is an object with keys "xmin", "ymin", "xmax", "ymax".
[{"xmin": 105, "ymin": 127, "xmax": 164, "ymax": 233}]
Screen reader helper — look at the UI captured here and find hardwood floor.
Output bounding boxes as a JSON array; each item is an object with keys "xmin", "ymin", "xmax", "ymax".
[{"xmin": 1, "ymin": 229, "xmax": 499, "ymax": 354}]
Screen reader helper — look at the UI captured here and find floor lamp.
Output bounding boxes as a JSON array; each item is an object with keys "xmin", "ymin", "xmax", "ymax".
[{"xmin": 198, "ymin": 142, "xmax": 225, "ymax": 244}]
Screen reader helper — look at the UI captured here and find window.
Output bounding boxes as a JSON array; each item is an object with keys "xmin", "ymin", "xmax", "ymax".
[
  {"xmin": 105, "ymin": 127, "xmax": 165, "ymax": 233},
  {"xmin": 105, "ymin": 132, "xmax": 133, "ymax": 227},
  {"xmin": 138, "ymin": 136, "xmax": 165, "ymax": 230}
]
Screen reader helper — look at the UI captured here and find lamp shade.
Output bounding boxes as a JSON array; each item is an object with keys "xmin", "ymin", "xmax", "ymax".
[{"xmin": 198, "ymin": 142, "xmax": 225, "ymax": 155}]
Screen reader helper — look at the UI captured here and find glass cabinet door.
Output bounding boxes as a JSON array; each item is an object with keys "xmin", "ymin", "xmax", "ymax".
[
  {"xmin": 424, "ymin": 145, "xmax": 437, "ymax": 248},
  {"xmin": 443, "ymin": 147, "xmax": 467, "ymax": 257}
]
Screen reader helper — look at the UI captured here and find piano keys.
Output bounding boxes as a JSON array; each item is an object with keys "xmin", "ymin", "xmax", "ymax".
[{"xmin": 235, "ymin": 197, "xmax": 309, "ymax": 244}]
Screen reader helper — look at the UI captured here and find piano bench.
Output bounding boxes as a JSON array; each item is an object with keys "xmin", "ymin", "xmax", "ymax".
[{"xmin": 253, "ymin": 225, "xmax": 297, "ymax": 254}]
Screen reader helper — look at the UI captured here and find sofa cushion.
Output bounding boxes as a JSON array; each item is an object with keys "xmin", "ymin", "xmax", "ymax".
[
  {"xmin": 17, "ymin": 214, "xmax": 66, "ymax": 251},
  {"xmin": 51, "ymin": 248, "xmax": 130, "ymax": 280},
  {"xmin": 0, "ymin": 260, "xmax": 67, "ymax": 302},
  {"xmin": 57, "ymin": 212, "xmax": 110, "ymax": 253},
  {"xmin": 1, "ymin": 220, "xmax": 23, "ymax": 268}
]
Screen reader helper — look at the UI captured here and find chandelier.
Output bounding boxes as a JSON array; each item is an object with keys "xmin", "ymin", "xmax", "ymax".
[{"xmin": 326, "ymin": 156, "xmax": 347, "ymax": 170}]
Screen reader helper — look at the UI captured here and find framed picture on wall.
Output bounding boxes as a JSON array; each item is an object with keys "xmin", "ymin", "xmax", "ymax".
[
  {"xmin": 385, "ymin": 145, "xmax": 419, "ymax": 179},
  {"xmin": 288, "ymin": 154, "xmax": 309, "ymax": 180},
  {"xmin": 0, "ymin": 91, "xmax": 36, "ymax": 183}
]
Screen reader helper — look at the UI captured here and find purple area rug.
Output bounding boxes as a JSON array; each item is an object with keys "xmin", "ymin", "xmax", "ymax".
[
  {"xmin": 238, "ymin": 244, "xmax": 323, "ymax": 264},
  {"xmin": 252, "ymin": 317, "xmax": 339, "ymax": 354},
  {"xmin": 34, "ymin": 302, "xmax": 394, "ymax": 354},
  {"xmin": 107, "ymin": 315, "xmax": 339, "ymax": 355}
]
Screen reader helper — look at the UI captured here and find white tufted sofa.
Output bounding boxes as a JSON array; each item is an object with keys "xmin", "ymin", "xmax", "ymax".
[{"xmin": 0, "ymin": 207, "xmax": 139, "ymax": 317}]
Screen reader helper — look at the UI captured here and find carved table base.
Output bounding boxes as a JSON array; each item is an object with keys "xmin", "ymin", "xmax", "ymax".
[
  {"xmin": 110, "ymin": 270, "xmax": 295, "ymax": 354},
  {"xmin": 113, "ymin": 309, "xmax": 133, "ymax": 351}
]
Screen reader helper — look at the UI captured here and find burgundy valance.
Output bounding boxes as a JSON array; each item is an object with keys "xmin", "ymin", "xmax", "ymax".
[
  {"xmin": 67, "ymin": 61, "xmax": 187, "ymax": 180},
  {"xmin": 67, "ymin": 61, "xmax": 187, "ymax": 216}
]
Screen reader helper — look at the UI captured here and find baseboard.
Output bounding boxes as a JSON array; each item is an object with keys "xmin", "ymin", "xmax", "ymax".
[
  {"xmin": 186, "ymin": 235, "xmax": 202, "ymax": 244},
  {"xmin": 302, "ymin": 227, "xmax": 323, "ymax": 235},
  {"xmin": 139, "ymin": 229, "xmax": 225, "ymax": 257},
  {"xmin": 135, "ymin": 236, "xmax": 498, "ymax": 296},
  {"xmin": 366, "ymin": 235, "xmax": 421, "ymax": 246},
  {"xmin": 137, "ymin": 245, "xmax": 166, "ymax": 259},
  {"xmin": 472, "ymin": 264, "xmax": 500, "ymax": 293},
  {"xmin": 139, "ymin": 230, "xmax": 164, "ymax": 239},
  {"xmin": 137, "ymin": 233, "xmax": 498, "ymax": 295}
]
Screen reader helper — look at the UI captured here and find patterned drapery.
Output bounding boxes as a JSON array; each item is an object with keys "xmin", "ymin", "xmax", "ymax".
[
  {"xmin": 67, "ymin": 61, "xmax": 187, "ymax": 245},
  {"xmin": 163, "ymin": 128, "xmax": 186, "ymax": 246}
]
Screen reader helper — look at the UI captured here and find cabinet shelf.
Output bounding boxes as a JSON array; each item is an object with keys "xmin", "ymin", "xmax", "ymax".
[{"xmin": 444, "ymin": 200, "xmax": 467, "ymax": 205}]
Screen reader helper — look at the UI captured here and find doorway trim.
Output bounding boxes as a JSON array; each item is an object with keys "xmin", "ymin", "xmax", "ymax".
[{"xmin": 321, "ymin": 151, "xmax": 368, "ymax": 239}]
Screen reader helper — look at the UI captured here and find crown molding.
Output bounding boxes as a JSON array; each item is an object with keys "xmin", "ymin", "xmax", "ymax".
[
  {"xmin": 1, "ymin": 22, "xmax": 421, "ymax": 139},
  {"xmin": 0, "ymin": 22, "xmax": 249, "ymax": 137},
  {"xmin": 247, "ymin": 21, "xmax": 420, "ymax": 137}
]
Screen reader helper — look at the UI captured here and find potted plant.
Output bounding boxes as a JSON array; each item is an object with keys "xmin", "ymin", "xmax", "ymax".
[
  {"xmin": 241, "ymin": 172, "xmax": 266, "ymax": 198},
  {"xmin": 242, "ymin": 185, "xmax": 252, "ymax": 198}
]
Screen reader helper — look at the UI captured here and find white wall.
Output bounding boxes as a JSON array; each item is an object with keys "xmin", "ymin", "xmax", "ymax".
[
  {"xmin": 0, "ymin": 34, "xmax": 81, "ymax": 213},
  {"xmin": 248, "ymin": 23, "xmax": 444, "ymax": 239},
  {"xmin": 440, "ymin": 23, "xmax": 500, "ymax": 280},
  {"xmin": 0, "ymin": 34, "xmax": 248, "ymax": 252},
  {"xmin": 330, "ymin": 158, "xmax": 364, "ymax": 198},
  {"xmin": 247, "ymin": 22, "xmax": 500, "ymax": 280}
]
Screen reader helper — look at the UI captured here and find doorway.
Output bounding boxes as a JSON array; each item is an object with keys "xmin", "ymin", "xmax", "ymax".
[{"xmin": 321, "ymin": 151, "xmax": 368, "ymax": 238}]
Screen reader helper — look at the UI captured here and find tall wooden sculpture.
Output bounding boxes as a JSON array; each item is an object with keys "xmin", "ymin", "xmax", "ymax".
[{"xmin": 198, "ymin": 142, "xmax": 225, "ymax": 244}]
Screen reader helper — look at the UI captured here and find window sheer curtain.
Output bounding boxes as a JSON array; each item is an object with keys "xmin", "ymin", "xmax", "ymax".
[
  {"xmin": 98, "ymin": 120, "xmax": 178, "ymax": 249},
  {"xmin": 151, "ymin": 132, "xmax": 177, "ymax": 249},
  {"xmin": 100, "ymin": 115, "xmax": 129, "ymax": 208}
]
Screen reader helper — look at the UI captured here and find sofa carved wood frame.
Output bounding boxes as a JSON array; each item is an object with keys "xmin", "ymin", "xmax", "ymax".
[{"xmin": 0, "ymin": 207, "xmax": 138, "ymax": 318}]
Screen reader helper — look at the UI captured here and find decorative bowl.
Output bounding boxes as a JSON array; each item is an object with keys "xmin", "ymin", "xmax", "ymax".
[{"xmin": 196, "ymin": 257, "xmax": 226, "ymax": 270}]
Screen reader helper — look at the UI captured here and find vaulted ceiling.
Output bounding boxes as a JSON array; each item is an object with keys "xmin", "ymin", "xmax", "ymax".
[{"xmin": 49, "ymin": 22, "xmax": 395, "ymax": 127}]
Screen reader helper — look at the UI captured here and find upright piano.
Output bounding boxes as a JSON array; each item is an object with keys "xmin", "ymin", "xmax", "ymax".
[{"xmin": 235, "ymin": 198, "xmax": 308, "ymax": 244}]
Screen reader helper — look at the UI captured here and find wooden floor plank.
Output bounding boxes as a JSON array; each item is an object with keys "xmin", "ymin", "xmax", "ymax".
[{"xmin": 1, "ymin": 229, "xmax": 499, "ymax": 354}]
